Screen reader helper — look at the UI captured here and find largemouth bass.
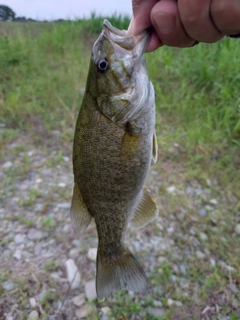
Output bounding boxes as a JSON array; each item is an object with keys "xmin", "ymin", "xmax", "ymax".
[{"xmin": 71, "ymin": 19, "xmax": 158, "ymax": 300}]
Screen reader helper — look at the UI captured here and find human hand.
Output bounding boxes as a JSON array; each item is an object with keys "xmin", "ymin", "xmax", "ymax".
[{"xmin": 128, "ymin": 0, "xmax": 240, "ymax": 51}]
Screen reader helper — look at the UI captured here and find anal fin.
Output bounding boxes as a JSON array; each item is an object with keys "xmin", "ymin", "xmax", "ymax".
[
  {"xmin": 131, "ymin": 188, "xmax": 158, "ymax": 228},
  {"xmin": 70, "ymin": 183, "xmax": 92, "ymax": 234}
]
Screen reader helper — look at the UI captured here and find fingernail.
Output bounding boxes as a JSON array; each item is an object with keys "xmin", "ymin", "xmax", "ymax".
[
  {"xmin": 152, "ymin": 12, "xmax": 175, "ymax": 34},
  {"xmin": 128, "ymin": 17, "xmax": 135, "ymax": 35}
]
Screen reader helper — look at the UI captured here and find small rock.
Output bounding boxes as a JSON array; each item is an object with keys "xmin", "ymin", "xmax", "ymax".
[
  {"xmin": 2, "ymin": 279, "xmax": 15, "ymax": 291},
  {"xmin": 57, "ymin": 203, "xmax": 71, "ymax": 209},
  {"xmin": 198, "ymin": 208, "xmax": 207, "ymax": 216},
  {"xmin": 27, "ymin": 228, "xmax": 47, "ymax": 240},
  {"xmin": 65, "ymin": 259, "xmax": 81, "ymax": 289},
  {"xmin": 34, "ymin": 242, "xmax": 42, "ymax": 256},
  {"xmin": 167, "ymin": 298, "xmax": 174, "ymax": 306},
  {"xmin": 5, "ymin": 314, "xmax": 14, "ymax": 320},
  {"xmin": 62, "ymin": 224, "xmax": 72, "ymax": 233},
  {"xmin": 196, "ymin": 250, "xmax": 205, "ymax": 259},
  {"xmin": 234, "ymin": 224, "xmax": 240, "ymax": 235},
  {"xmin": 229, "ymin": 283, "xmax": 238, "ymax": 295},
  {"xmin": 199, "ymin": 232, "xmax": 208, "ymax": 241},
  {"xmin": 13, "ymin": 249, "xmax": 22, "ymax": 260},
  {"xmin": 147, "ymin": 307, "xmax": 166, "ymax": 317},
  {"xmin": 72, "ymin": 293, "xmax": 85, "ymax": 307},
  {"xmin": 63, "ymin": 156, "xmax": 70, "ymax": 162},
  {"xmin": 179, "ymin": 264, "xmax": 187, "ymax": 275},
  {"xmin": 28, "ymin": 310, "xmax": 39, "ymax": 320},
  {"xmin": 209, "ymin": 199, "xmax": 218, "ymax": 205},
  {"xmin": 87, "ymin": 248, "xmax": 97, "ymax": 261},
  {"xmin": 101, "ymin": 306, "xmax": 111, "ymax": 320},
  {"xmin": 85, "ymin": 279, "xmax": 97, "ymax": 300},
  {"xmin": 58, "ymin": 182, "xmax": 66, "ymax": 187},
  {"xmin": 75, "ymin": 305, "xmax": 91, "ymax": 318},
  {"xmin": 153, "ymin": 300, "xmax": 163, "ymax": 307},
  {"xmin": 210, "ymin": 258, "xmax": 216, "ymax": 267},
  {"xmin": 3, "ymin": 161, "xmax": 13, "ymax": 169},
  {"xmin": 14, "ymin": 233, "xmax": 25, "ymax": 244},
  {"xmin": 29, "ymin": 297, "xmax": 36, "ymax": 308},
  {"xmin": 167, "ymin": 185, "xmax": 176, "ymax": 194},
  {"xmin": 69, "ymin": 248, "xmax": 79, "ymax": 258}
]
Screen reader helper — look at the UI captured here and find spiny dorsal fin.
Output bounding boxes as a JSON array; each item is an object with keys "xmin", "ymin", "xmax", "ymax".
[
  {"xmin": 70, "ymin": 183, "xmax": 92, "ymax": 234},
  {"xmin": 152, "ymin": 131, "xmax": 158, "ymax": 164},
  {"xmin": 131, "ymin": 188, "xmax": 158, "ymax": 228}
]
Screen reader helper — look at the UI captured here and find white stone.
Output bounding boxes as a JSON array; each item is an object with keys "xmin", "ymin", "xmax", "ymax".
[
  {"xmin": 75, "ymin": 305, "xmax": 90, "ymax": 318},
  {"xmin": 65, "ymin": 259, "xmax": 81, "ymax": 289},
  {"xmin": 29, "ymin": 297, "xmax": 37, "ymax": 308},
  {"xmin": 87, "ymin": 248, "xmax": 97, "ymax": 261},
  {"xmin": 209, "ymin": 199, "xmax": 218, "ymax": 205},
  {"xmin": 57, "ymin": 203, "xmax": 71, "ymax": 209},
  {"xmin": 14, "ymin": 233, "xmax": 25, "ymax": 244},
  {"xmin": 72, "ymin": 293, "xmax": 85, "ymax": 307},
  {"xmin": 85, "ymin": 279, "xmax": 97, "ymax": 300},
  {"xmin": 199, "ymin": 232, "xmax": 208, "ymax": 241},
  {"xmin": 13, "ymin": 249, "xmax": 22, "ymax": 260},
  {"xmin": 196, "ymin": 250, "xmax": 205, "ymax": 259},
  {"xmin": 3, "ymin": 161, "xmax": 13, "ymax": 169},
  {"xmin": 27, "ymin": 310, "xmax": 39, "ymax": 320},
  {"xmin": 234, "ymin": 224, "xmax": 240, "ymax": 235},
  {"xmin": 167, "ymin": 185, "xmax": 176, "ymax": 194}
]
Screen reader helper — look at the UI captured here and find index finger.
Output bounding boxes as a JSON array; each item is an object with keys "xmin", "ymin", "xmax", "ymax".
[{"xmin": 128, "ymin": 0, "xmax": 159, "ymax": 35}]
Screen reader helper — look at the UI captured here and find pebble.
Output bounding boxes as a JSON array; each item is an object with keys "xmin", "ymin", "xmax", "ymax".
[
  {"xmin": 196, "ymin": 250, "xmax": 205, "ymax": 259},
  {"xmin": 229, "ymin": 283, "xmax": 238, "ymax": 295},
  {"xmin": 27, "ymin": 310, "xmax": 39, "ymax": 320},
  {"xmin": 209, "ymin": 199, "xmax": 218, "ymax": 205},
  {"xmin": 29, "ymin": 297, "xmax": 37, "ymax": 308},
  {"xmin": 3, "ymin": 161, "xmax": 13, "ymax": 169},
  {"xmin": 85, "ymin": 279, "xmax": 97, "ymax": 300},
  {"xmin": 199, "ymin": 232, "xmax": 208, "ymax": 241},
  {"xmin": 75, "ymin": 305, "xmax": 91, "ymax": 318},
  {"xmin": 69, "ymin": 248, "xmax": 79, "ymax": 258},
  {"xmin": 87, "ymin": 248, "xmax": 97, "ymax": 261},
  {"xmin": 62, "ymin": 224, "xmax": 72, "ymax": 233},
  {"xmin": 234, "ymin": 224, "xmax": 240, "ymax": 235},
  {"xmin": 2, "ymin": 280, "xmax": 15, "ymax": 291},
  {"xmin": 57, "ymin": 203, "xmax": 71, "ymax": 209},
  {"xmin": 167, "ymin": 185, "xmax": 176, "ymax": 194},
  {"xmin": 27, "ymin": 228, "xmax": 48, "ymax": 240},
  {"xmin": 198, "ymin": 208, "xmax": 207, "ymax": 216},
  {"xmin": 14, "ymin": 233, "xmax": 25, "ymax": 244},
  {"xmin": 13, "ymin": 249, "xmax": 22, "ymax": 260},
  {"xmin": 101, "ymin": 306, "xmax": 111, "ymax": 320},
  {"xmin": 65, "ymin": 259, "xmax": 81, "ymax": 289},
  {"xmin": 72, "ymin": 293, "xmax": 85, "ymax": 307}
]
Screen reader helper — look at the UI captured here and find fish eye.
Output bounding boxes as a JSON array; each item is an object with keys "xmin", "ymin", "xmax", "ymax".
[{"xmin": 97, "ymin": 57, "xmax": 109, "ymax": 73}]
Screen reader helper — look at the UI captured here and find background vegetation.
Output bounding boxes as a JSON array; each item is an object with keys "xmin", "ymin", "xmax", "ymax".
[{"xmin": 1, "ymin": 15, "xmax": 239, "ymax": 193}]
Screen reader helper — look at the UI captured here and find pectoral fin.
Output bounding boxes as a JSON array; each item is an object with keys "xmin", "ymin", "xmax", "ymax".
[
  {"xmin": 70, "ymin": 183, "xmax": 92, "ymax": 234},
  {"xmin": 131, "ymin": 188, "xmax": 158, "ymax": 228},
  {"xmin": 152, "ymin": 131, "xmax": 158, "ymax": 164}
]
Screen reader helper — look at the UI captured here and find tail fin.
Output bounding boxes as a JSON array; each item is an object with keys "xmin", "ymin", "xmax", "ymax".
[{"xmin": 96, "ymin": 247, "xmax": 149, "ymax": 300}]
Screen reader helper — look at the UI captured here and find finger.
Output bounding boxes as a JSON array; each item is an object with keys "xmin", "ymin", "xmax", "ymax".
[
  {"xmin": 150, "ymin": 0, "xmax": 195, "ymax": 47},
  {"xmin": 128, "ymin": 0, "xmax": 158, "ymax": 35},
  {"xmin": 178, "ymin": 0, "xmax": 223, "ymax": 42},
  {"xmin": 211, "ymin": 0, "xmax": 240, "ymax": 36}
]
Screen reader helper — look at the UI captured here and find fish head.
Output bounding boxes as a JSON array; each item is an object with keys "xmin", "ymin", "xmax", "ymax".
[{"xmin": 86, "ymin": 20, "xmax": 150, "ymax": 123}]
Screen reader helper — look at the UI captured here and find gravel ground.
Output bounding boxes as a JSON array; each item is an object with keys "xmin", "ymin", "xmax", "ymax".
[{"xmin": 0, "ymin": 133, "xmax": 239, "ymax": 320}]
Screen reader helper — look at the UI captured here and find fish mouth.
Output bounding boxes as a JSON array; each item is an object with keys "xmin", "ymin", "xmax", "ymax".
[{"xmin": 102, "ymin": 19, "xmax": 149, "ymax": 54}]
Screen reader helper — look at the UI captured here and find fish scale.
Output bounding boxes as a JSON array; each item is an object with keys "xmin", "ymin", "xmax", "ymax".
[{"xmin": 70, "ymin": 19, "xmax": 158, "ymax": 300}]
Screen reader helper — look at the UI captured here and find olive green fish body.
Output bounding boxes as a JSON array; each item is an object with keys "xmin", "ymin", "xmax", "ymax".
[{"xmin": 71, "ymin": 20, "xmax": 158, "ymax": 300}]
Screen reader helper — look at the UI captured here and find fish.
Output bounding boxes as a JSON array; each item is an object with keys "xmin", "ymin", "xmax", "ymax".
[{"xmin": 70, "ymin": 19, "xmax": 158, "ymax": 300}]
